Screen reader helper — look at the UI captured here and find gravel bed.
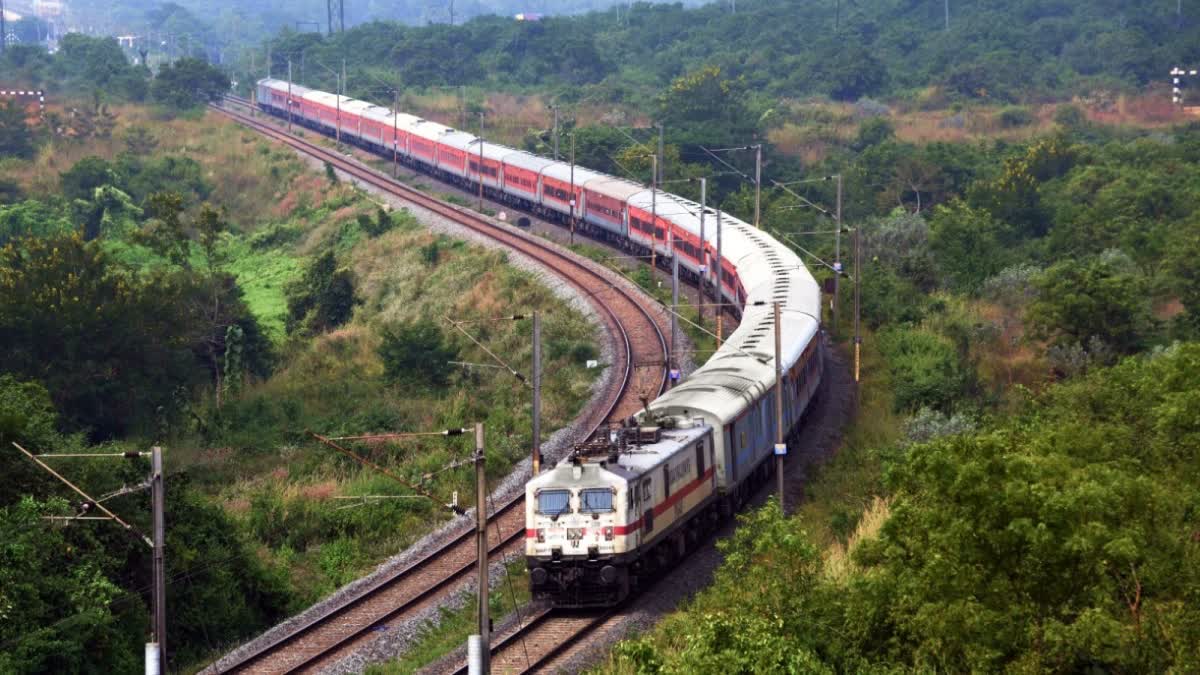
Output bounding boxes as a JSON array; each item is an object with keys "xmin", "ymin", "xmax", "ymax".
[
  {"xmin": 321, "ymin": 551, "xmax": 527, "ymax": 675},
  {"xmin": 204, "ymin": 148, "xmax": 676, "ymax": 674}
]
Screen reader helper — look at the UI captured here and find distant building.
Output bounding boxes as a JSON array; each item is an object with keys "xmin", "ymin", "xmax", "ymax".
[{"xmin": 34, "ymin": 0, "xmax": 64, "ymax": 18}]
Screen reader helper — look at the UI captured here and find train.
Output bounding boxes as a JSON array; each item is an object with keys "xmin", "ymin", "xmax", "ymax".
[{"xmin": 253, "ymin": 78, "xmax": 825, "ymax": 608}]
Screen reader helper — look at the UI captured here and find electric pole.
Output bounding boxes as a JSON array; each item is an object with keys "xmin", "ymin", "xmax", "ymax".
[
  {"xmin": 477, "ymin": 112, "xmax": 485, "ymax": 211},
  {"xmin": 944, "ymin": 0, "xmax": 950, "ymax": 31},
  {"xmin": 327, "ymin": 0, "xmax": 345, "ymax": 34},
  {"xmin": 698, "ymin": 177, "xmax": 706, "ymax": 331},
  {"xmin": 854, "ymin": 219, "xmax": 862, "ymax": 386},
  {"xmin": 774, "ymin": 303, "xmax": 786, "ymax": 513},
  {"xmin": 754, "ymin": 144, "xmax": 762, "ymax": 229},
  {"xmin": 552, "ymin": 105, "xmax": 559, "ymax": 161},
  {"xmin": 670, "ymin": 220, "xmax": 679, "ymax": 388},
  {"xmin": 474, "ymin": 423, "xmax": 490, "ymax": 675},
  {"xmin": 151, "ymin": 447, "xmax": 167, "ymax": 674},
  {"xmin": 393, "ymin": 91, "xmax": 400, "ymax": 178},
  {"xmin": 715, "ymin": 206, "xmax": 723, "ymax": 348},
  {"xmin": 833, "ymin": 173, "xmax": 842, "ymax": 335},
  {"xmin": 11, "ymin": 443, "xmax": 167, "ymax": 674},
  {"xmin": 569, "ymin": 132, "xmax": 576, "ymax": 245},
  {"xmin": 650, "ymin": 154, "xmax": 658, "ymax": 281},
  {"xmin": 532, "ymin": 312, "xmax": 542, "ymax": 474},
  {"xmin": 657, "ymin": 123, "xmax": 665, "ymax": 184},
  {"xmin": 1, "ymin": 0, "xmax": 7, "ymax": 56},
  {"xmin": 287, "ymin": 59, "xmax": 293, "ymax": 131}
]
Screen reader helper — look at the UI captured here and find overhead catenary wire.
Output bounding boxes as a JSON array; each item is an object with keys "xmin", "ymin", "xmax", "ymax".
[
  {"xmin": 444, "ymin": 315, "xmax": 531, "ymax": 386},
  {"xmin": 308, "ymin": 431, "xmax": 467, "ymax": 515},
  {"xmin": 11, "ymin": 442, "xmax": 150, "ymax": 545}
]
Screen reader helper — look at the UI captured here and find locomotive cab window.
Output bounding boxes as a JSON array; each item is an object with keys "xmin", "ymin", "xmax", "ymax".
[
  {"xmin": 536, "ymin": 489, "xmax": 571, "ymax": 516},
  {"xmin": 580, "ymin": 489, "xmax": 614, "ymax": 513}
]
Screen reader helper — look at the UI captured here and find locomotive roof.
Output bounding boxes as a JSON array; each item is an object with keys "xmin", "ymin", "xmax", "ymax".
[{"xmin": 529, "ymin": 423, "xmax": 711, "ymax": 492}]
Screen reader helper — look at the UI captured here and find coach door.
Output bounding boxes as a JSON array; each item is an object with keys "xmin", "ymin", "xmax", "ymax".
[{"xmin": 642, "ymin": 478, "xmax": 654, "ymax": 534}]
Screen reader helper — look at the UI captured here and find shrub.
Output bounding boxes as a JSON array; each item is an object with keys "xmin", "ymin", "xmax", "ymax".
[
  {"xmin": 285, "ymin": 251, "xmax": 360, "ymax": 334},
  {"xmin": 877, "ymin": 327, "xmax": 969, "ymax": 412},
  {"xmin": 378, "ymin": 319, "xmax": 459, "ymax": 390},
  {"xmin": 998, "ymin": 106, "xmax": 1034, "ymax": 128}
]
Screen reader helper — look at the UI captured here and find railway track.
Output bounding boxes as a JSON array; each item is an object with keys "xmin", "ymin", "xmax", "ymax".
[
  {"xmin": 208, "ymin": 98, "xmax": 668, "ymax": 674},
  {"xmin": 436, "ymin": 606, "xmax": 613, "ymax": 675}
]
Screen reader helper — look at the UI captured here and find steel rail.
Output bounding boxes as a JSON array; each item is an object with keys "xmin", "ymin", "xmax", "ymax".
[{"xmin": 444, "ymin": 606, "xmax": 614, "ymax": 675}]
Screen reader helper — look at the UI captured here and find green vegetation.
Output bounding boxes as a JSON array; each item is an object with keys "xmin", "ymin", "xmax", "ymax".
[
  {"xmin": 150, "ymin": 57, "xmax": 231, "ymax": 110},
  {"xmin": 248, "ymin": 1, "xmax": 1196, "ymax": 107},
  {"xmin": 364, "ymin": 560, "xmax": 531, "ymax": 674},
  {"xmin": 603, "ymin": 345, "xmax": 1200, "ymax": 673},
  {"xmin": 0, "ymin": 101, "xmax": 599, "ymax": 672}
]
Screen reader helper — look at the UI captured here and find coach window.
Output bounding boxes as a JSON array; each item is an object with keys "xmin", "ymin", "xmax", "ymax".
[
  {"xmin": 536, "ymin": 489, "xmax": 571, "ymax": 516},
  {"xmin": 580, "ymin": 488, "xmax": 614, "ymax": 513}
]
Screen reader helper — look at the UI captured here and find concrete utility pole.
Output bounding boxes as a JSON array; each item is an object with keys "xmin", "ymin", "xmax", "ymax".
[
  {"xmin": 698, "ymin": 177, "xmax": 706, "ymax": 331},
  {"xmin": 10, "ymin": 443, "xmax": 166, "ymax": 674},
  {"xmin": 1, "ymin": 0, "xmax": 7, "ymax": 56},
  {"xmin": 944, "ymin": 0, "xmax": 950, "ymax": 31},
  {"xmin": 473, "ymin": 423, "xmax": 490, "ymax": 675},
  {"xmin": 833, "ymin": 173, "xmax": 842, "ymax": 335},
  {"xmin": 477, "ymin": 112, "xmax": 485, "ymax": 211},
  {"xmin": 552, "ymin": 105, "xmax": 559, "ymax": 161},
  {"xmin": 715, "ymin": 206, "xmax": 723, "ymax": 348},
  {"xmin": 287, "ymin": 60, "xmax": 293, "ymax": 131},
  {"xmin": 266, "ymin": 43, "xmax": 271, "ymax": 78},
  {"xmin": 151, "ymin": 447, "xmax": 167, "ymax": 673},
  {"xmin": 754, "ymin": 144, "xmax": 763, "ymax": 228},
  {"xmin": 854, "ymin": 219, "xmax": 862, "ymax": 386},
  {"xmin": 532, "ymin": 312, "xmax": 542, "ymax": 474},
  {"xmin": 569, "ymin": 132, "xmax": 576, "ymax": 245},
  {"xmin": 657, "ymin": 123, "xmax": 665, "ymax": 185},
  {"xmin": 773, "ymin": 303, "xmax": 786, "ymax": 513},
  {"xmin": 393, "ymin": 91, "xmax": 400, "ymax": 178},
  {"xmin": 670, "ymin": 221, "xmax": 679, "ymax": 388},
  {"xmin": 650, "ymin": 154, "xmax": 658, "ymax": 280}
]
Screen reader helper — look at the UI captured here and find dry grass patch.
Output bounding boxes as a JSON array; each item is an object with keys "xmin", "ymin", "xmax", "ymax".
[{"xmin": 822, "ymin": 496, "xmax": 891, "ymax": 584}]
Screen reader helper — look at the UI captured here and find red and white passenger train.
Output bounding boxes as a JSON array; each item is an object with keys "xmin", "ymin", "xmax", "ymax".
[{"xmin": 255, "ymin": 78, "xmax": 825, "ymax": 608}]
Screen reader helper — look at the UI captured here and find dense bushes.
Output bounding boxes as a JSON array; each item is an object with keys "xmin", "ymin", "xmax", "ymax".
[
  {"xmin": 611, "ymin": 345, "xmax": 1200, "ymax": 673},
  {"xmin": 378, "ymin": 319, "xmax": 460, "ymax": 390},
  {"xmin": 876, "ymin": 328, "xmax": 971, "ymax": 413},
  {"xmin": 286, "ymin": 250, "xmax": 359, "ymax": 335}
]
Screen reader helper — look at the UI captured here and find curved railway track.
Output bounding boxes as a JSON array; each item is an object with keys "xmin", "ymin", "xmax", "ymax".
[{"xmin": 209, "ymin": 99, "xmax": 668, "ymax": 674}]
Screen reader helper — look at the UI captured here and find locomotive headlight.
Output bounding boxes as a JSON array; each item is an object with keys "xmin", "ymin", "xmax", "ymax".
[
  {"xmin": 536, "ymin": 528, "xmax": 545, "ymax": 543},
  {"xmin": 603, "ymin": 526, "xmax": 614, "ymax": 540}
]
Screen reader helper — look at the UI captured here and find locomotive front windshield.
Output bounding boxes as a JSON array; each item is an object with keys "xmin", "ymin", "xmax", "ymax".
[
  {"xmin": 537, "ymin": 489, "xmax": 571, "ymax": 516},
  {"xmin": 579, "ymin": 488, "xmax": 614, "ymax": 513}
]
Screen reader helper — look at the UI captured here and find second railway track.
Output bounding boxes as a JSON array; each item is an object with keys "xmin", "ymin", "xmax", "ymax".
[{"xmin": 209, "ymin": 99, "xmax": 668, "ymax": 674}]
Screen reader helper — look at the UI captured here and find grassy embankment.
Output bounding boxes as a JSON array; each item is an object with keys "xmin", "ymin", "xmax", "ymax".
[{"xmin": 3, "ymin": 104, "xmax": 603, "ymax": 669}]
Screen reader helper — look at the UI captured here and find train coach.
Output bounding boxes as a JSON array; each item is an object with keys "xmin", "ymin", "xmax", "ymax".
[{"xmin": 250, "ymin": 78, "xmax": 826, "ymax": 610}]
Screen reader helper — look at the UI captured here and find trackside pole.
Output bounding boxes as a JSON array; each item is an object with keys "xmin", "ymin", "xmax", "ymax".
[
  {"xmin": 474, "ymin": 423, "xmax": 490, "ymax": 674},
  {"xmin": 532, "ymin": 312, "xmax": 542, "ymax": 474},
  {"xmin": 774, "ymin": 304, "xmax": 786, "ymax": 513}
]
